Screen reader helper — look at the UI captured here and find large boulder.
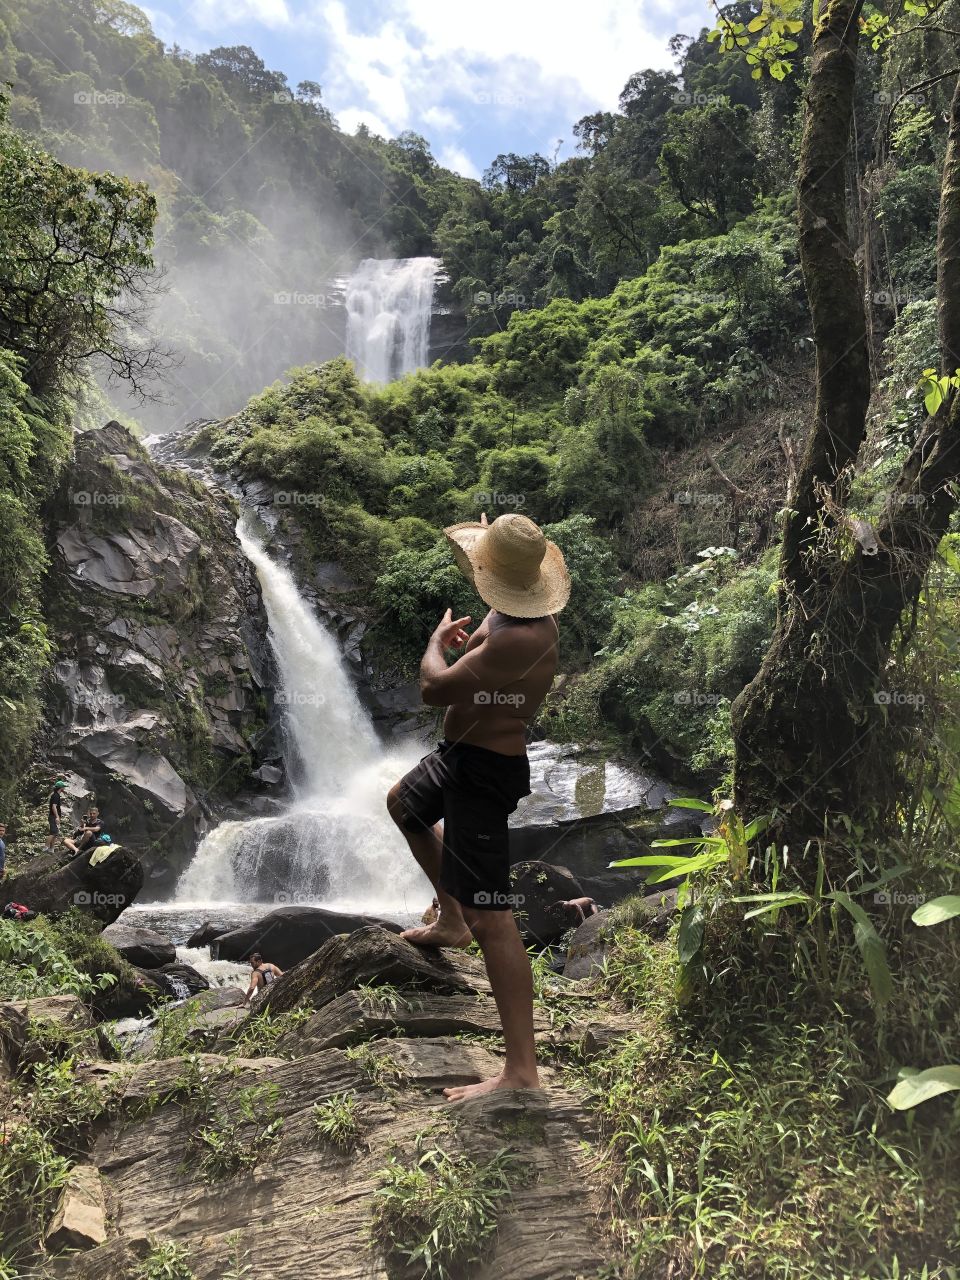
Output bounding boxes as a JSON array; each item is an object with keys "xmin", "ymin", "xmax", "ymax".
[
  {"xmin": 44, "ymin": 422, "xmax": 281, "ymax": 892},
  {"xmin": 3, "ymin": 845, "xmax": 143, "ymax": 924},
  {"xmin": 100, "ymin": 922, "xmax": 176, "ymax": 968},
  {"xmin": 213, "ymin": 905, "xmax": 404, "ymax": 969},
  {"xmin": 508, "ymin": 861, "xmax": 586, "ymax": 945}
]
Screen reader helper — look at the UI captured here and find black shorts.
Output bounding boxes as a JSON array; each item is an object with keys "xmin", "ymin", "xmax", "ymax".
[
  {"xmin": 48, "ymin": 815, "xmax": 60, "ymax": 836},
  {"xmin": 395, "ymin": 740, "xmax": 530, "ymax": 911}
]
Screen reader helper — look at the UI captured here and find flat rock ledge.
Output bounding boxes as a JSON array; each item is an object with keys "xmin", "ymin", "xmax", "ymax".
[{"xmin": 37, "ymin": 928, "xmax": 619, "ymax": 1280}]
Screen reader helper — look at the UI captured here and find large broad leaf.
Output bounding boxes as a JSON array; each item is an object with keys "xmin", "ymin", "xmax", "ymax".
[
  {"xmin": 667, "ymin": 797, "xmax": 714, "ymax": 813},
  {"xmin": 830, "ymin": 891, "xmax": 892, "ymax": 1004},
  {"xmin": 911, "ymin": 895, "xmax": 960, "ymax": 927},
  {"xmin": 609, "ymin": 854, "xmax": 694, "ymax": 870},
  {"xmin": 650, "ymin": 836, "xmax": 726, "ymax": 848},
  {"xmin": 887, "ymin": 1065, "xmax": 960, "ymax": 1111},
  {"xmin": 646, "ymin": 850, "xmax": 728, "ymax": 883},
  {"xmin": 677, "ymin": 903, "xmax": 705, "ymax": 964}
]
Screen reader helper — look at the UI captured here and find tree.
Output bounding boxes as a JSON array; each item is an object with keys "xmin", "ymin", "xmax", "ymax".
[
  {"xmin": 0, "ymin": 96, "xmax": 162, "ymax": 398},
  {"xmin": 658, "ymin": 100, "xmax": 758, "ymax": 231},
  {"xmin": 720, "ymin": 1, "xmax": 960, "ymax": 870}
]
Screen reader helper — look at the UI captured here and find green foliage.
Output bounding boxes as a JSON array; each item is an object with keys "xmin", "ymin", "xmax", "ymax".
[
  {"xmin": 312, "ymin": 1092, "xmax": 363, "ymax": 1150},
  {"xmin": 137, "ymin": 1240, "xmax": 197, "ymax": 1280},
  {"xmin": 180, "ymin": 1059, "xmax": 284, "ymax": 1182},
  {"xmin": 0, "ymin": 916, "xmax": 119, "ymax": 1000},
  {"xmin": 373, "ymin": 1145, "xmax": 520, "ymax": 1279}
]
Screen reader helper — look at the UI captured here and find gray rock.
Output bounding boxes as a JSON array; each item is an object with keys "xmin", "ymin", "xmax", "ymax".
[
  {"xmin": 213, "ymin": 905, "xmax": 404, "ymax": 969},
  {"xmin": 100, "ymin": 922, "xmax": 176, "ymax": 969},
  {"xmin": 3, "ymin": 846, "xmax": 143, "ymax": 925},
  {"xmin": 509, "ymin": 860, "xmax": 585, "ymax": 945}
]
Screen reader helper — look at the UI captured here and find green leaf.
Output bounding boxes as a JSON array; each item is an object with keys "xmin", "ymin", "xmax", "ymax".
[
  {"xmin": 830, "ymin": 891, "xmax": 892, "ymax": 1004},
  {"xmin": 609, "ymin": 854, "xmax": 694, "ymax": 869},
  {"xmin": 668, "ymin": 797, "xmax": 714, "ymax": 813},
  {"xmin": 911, "ymin": 895, "xmax": 960, "ymax": 926},
  {"xmin": 678, "ymin": 904, "xmax": 705, "ymax": 964},
  {"xmin": 887, "ymin": 1065, "xmax": 960, "ymax": 1110},
  {"xmin": 650, "ymin": 837, "xmax": 726, "ymax": 848}
]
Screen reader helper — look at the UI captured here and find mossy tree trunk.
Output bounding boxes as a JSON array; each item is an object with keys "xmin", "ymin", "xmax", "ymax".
[{"xmin": 730, "ymin": 0, "xmax": 960, "ymax": 870}]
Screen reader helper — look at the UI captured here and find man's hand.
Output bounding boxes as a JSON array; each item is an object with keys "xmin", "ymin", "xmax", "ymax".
[{"xmin": 431, "ymin": 608, "xmax": 471, "ymax": 651}]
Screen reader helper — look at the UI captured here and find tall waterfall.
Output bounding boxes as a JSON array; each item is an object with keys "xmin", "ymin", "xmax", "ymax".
[
  {"xmin": 175, "ymin": 515, "xmax": 431, "ymax": 915},
  {"xmin": 345, "ymin": 256, "xmax": 439, "ymax": 382}
]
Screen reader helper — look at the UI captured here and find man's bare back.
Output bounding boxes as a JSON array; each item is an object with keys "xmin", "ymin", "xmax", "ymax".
[{"xmin": 440, "ymin": 610, "xmax": 559, "ymax": 755}]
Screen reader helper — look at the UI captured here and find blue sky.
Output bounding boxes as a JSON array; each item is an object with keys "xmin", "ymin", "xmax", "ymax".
[{"xmin": 140, "ymin": 0, "xmax": 712, "ymax": 178}]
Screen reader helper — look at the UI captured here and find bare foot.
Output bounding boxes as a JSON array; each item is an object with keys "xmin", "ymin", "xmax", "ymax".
[
  {"xmin": 401, "ymin": 920, "xmax": 473, "ymax": 949},
  {"xmin": 443, "ymin": 1070, "xmax": 541, "ymax": 1102}
]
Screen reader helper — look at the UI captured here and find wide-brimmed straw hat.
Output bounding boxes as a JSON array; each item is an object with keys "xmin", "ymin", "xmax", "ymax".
[{"xmin": 443, "ymin": 513, "xmax": 571, "ymax": 617}]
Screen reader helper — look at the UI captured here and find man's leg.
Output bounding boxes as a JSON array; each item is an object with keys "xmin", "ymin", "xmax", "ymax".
[
  {"xmin": 443, "ymin": 907, "xmax": 539, "ymax": 1100},
  {"xmin": 386, "ymin": 782, "xmax": 472, "ymax": 947}
]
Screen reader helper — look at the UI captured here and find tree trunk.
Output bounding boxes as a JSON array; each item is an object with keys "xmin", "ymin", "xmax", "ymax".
[{"xmin": 730, "ymin": 2, "xmax": 960, "ymax": 868}]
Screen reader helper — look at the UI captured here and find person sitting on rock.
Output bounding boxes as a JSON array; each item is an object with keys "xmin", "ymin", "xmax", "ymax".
[
  {"xmin": 0, "ymin": 822, "xmax": 6, "ymax": 880},
  {"xmin": 63, "ymin": 806, "xmax": 103, "ymax": 857},
  {"xmin": 243, "ymin": 952, "xmax": 284, "ymax": 1003},
  {"xmin": 46, "ymin": 780, "xmax": 67, "ymax": 851},
  {"xmin": 557, "ymin": 896, "xmax": 599, "ymax": 926}
]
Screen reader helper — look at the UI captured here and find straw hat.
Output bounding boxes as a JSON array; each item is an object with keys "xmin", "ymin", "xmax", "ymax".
[{"xmin": 443, "ymin": 513, "xmax": 571, "ymax": 617}]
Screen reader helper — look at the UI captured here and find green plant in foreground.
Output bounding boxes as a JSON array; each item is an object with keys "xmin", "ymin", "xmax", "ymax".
[
  {"xmin": 888, "ymin": 894, "xmax": 960, "ymax": 1111},
  {"xmin": 346, "ymin": 1043, "xmax": 407, "ymax": 1091},
  {"xmin": 312, "ymin": 1091, "xmax": 363, "ymax": 1150},
  {"xmin": 373, "ymin": 1146, "xmax": 519, "ymax": 1279},
  {"xmin": 137, "ymin": 1238, "xmax": 196, "ymax": 1279}
]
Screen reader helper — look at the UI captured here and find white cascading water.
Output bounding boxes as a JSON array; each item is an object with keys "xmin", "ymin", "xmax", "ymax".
[
  {"xmin": 345, "ymin": 256, "xmax": 439, "ymax": 382},
  {"xmin": 175, "ymin": 515, "xmax": 432, "ymax": 916}
]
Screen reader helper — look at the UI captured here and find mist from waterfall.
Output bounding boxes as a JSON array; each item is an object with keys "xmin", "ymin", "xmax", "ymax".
[
  {"xmin": 345, "ymin": 257, "xmax": 439, "ymax": 382},
  {"xmin": 175, "ymin": 515, "xmax": 431, "ymax": 916}
]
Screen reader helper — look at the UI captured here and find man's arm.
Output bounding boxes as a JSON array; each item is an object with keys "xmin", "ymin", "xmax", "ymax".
[{"xmin": 420, "ymin": 612, "xmax": 532, "ymax": 707}]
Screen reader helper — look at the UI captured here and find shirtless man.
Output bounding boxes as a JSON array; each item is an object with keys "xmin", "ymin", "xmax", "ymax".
[{"xmin": 387, "ymin": 511, "xmax": 571, "ymax": 1101}]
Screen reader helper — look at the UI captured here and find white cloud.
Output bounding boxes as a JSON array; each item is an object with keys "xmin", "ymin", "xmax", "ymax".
[
  {"xmin": 335, "ymin": 106, "xmax": 394, "ymax": 138},
  {"xmin": 422, "ymin": 105, "xmax": 460, "ymax": 133},
  {"xmin": 436, "ymin": 144, "xmax": 480, "ymax": 179},
  {"xmin": 191, "ymin": 0, "xmax": 292, "ymax": 30}
]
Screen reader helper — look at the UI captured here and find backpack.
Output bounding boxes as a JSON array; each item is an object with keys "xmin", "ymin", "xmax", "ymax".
[{"xmin": 3, "ymin": 902, "xmax": 36, "ymax": 922}]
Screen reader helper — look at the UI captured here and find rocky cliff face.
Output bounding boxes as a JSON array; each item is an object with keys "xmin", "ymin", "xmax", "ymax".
[{"xmin": 41, "ymin": 422, "xmax": 281, "ymax": 894}]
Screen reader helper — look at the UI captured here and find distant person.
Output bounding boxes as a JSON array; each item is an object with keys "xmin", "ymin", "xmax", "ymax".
[
  {"xmin": 0, "ymin": 822, "xmax": 6, "ymax": 879},
  {"xmin": 63, "ymin": 807, "xmax": 103, "ymax": 857},
  {"xmin": 244, "ymin": 952, "xmax": 284, "ymax": 1003},
  {"xmin": 558, "ymin": 896, "xmax": 599, "ymax": 926},
  {"xmin": 46, "ymin": 780, "xmax": 68, "ymax": 851}
]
